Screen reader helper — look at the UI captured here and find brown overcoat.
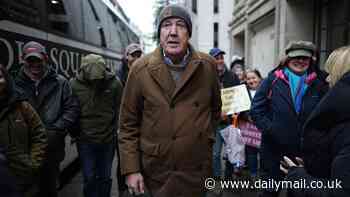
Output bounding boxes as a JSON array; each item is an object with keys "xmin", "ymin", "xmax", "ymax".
[{"xmin": 118, "ymin": 46, "xmax": 221, "ymax": 197}]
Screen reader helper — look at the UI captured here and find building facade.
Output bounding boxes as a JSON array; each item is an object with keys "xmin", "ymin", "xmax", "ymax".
[
  {"xmin": 181, "ymin": 0, "xmax": 234, "ymax": 65},
  {"xmin": 229, "ymin": 0, "xmax": 350, "ymax": 77}
]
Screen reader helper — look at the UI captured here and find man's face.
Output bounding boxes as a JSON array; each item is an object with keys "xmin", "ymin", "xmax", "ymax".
[
  {"xmin": 214, "ymin": 54, "xmax": 225, "ymax": 76},
  {"xmin": 160, "ymin": 17, "xmax": 189, "ymax": 58},
  {"xmin": 287, "ymin": 56, "xmax": 311, "ymax": 75},
  {"xmin": 127, "ymin": 51, "xmax": 142, "ymax": 68},
  {"xmin": 24, "ymin": 56, "xmax": 46, "ymax": 79}
]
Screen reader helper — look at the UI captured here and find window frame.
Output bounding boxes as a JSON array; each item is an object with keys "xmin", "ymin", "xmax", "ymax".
[{"xmin": 214, "ymin": 22, "xmax": 219, "ymax": 48}]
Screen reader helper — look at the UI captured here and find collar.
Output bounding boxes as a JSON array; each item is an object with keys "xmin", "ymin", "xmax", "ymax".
[
  {"xmin": 274, "ymin": 69, "xmax": 317, "ymax": 85},
  {"xmin": 162, "ymin": 48, "xmax": 191, "ymax": 68}
]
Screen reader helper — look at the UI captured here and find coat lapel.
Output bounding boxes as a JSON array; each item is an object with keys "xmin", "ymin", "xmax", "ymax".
[{"xmin": 147, "ymin": 48, "xmax": 176, "ymax": 102}]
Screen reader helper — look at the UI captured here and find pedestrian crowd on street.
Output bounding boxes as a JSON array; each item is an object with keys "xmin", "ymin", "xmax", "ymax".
[{"xmin": 1, "ymin": 3, "xmax": 350, "ymax": 197}]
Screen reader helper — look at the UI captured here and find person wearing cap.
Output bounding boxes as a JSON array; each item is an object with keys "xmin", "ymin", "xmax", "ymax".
[
  {"xmin": 250, "ymin": 40, "xmax": 328, "ymax": 197},
  {"xmin": 70, "ymin": 54, "xmax": 123, "ymax": 197},
  {"xmin": 126, "ymin": 43, "xmax": 143, "ymax": 68},
  {"xmin": 118, "ymin": 43, "xmax": 143, "ymax": 86},
  {"xmin": 118, "ymin": 4, "xmax": 221, "ymax": 197},
  {"xmin": 281, "ymin": 46, "xmax": 350, "ymax": 197},
  {"xmin": 209, "ymin": 48, "xmax": 239, "ymax": 181},
  {"xmin": 15, "ymin": 41, "xmax": 80, "ymax": 197}
]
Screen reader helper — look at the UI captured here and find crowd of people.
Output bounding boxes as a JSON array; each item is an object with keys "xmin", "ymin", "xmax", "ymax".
[{"xmin": 1, "ymin": 4, "xmax": 350, "ymax": 197}]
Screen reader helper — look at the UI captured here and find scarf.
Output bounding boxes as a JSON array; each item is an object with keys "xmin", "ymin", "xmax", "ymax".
[{"xmin": 284, "ymin": 68, "xmax": 308, "ymax": 113}]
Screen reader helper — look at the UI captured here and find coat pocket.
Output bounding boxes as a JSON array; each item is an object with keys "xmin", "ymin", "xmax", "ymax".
[
  {"xmin": 139, "ymin": 140, "xmax": 168, "ymax": 181},
  {"xmin": 140, "ymin": 140, "xmax": 160, "ymax": 156}
]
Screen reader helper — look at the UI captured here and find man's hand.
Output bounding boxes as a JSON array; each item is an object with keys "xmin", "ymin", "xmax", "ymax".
[
  {"xmin": 126, "ymin": 172, "xmax": 145, "ymax": 195},
  {"xmin": 280, "ymin": 156, "xmax": 304, "ymax": 174}
]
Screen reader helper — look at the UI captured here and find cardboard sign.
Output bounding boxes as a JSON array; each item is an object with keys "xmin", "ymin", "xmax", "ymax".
[
  {"xmin": 221, "ymin": 84, "xmax": 251, "ymax": 115},
  {"xmin": 239, "ymin": 120, "xmax": 261, "ymax": 148}
]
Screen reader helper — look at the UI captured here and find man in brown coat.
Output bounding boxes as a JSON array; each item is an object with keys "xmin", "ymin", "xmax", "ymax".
[{"xmin": 118, "ymin": 4, "xmax": 221, "ymax": 197}]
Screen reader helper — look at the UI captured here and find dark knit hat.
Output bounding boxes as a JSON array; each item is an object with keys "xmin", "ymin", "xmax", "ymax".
[{"xmin": 157, "ymin": 5, "xmax": 192, "ymax": 38}]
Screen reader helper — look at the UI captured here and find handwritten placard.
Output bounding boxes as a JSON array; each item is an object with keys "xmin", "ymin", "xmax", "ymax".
[
  {"xmin": 221, "ymin": 84, "xmax": 251, "ymax": 115},
  {"xmin": 239, "ymin": 120, "xmax": 261, "ymax": 148}
]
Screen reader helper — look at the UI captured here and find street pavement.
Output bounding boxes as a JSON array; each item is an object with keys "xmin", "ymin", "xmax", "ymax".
[
  {"xmin": 58, "ymin": 157, "xmax": 120, "ymax": 197},
  {"xmin": 58, "ymin": 156, "xmax": 286, "ymax": 197},
  {"xmin": 58, "ymin": 162, "xmax": 258, "ymax": 197}
]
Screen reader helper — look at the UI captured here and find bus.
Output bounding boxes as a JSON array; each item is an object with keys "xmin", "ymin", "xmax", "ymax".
[{"xmin": 0, "ymin": 0, "xmax": 140, "ymax": 187}]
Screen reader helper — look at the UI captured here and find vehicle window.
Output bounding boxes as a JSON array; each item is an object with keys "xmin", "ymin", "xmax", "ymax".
[
  {"xmin": 82, "ymin": 0, "xmax": 104, "ymax": 46},
  {"xmin": 47, "ymin": 0, "xmax": 84, "ymax": 40},
  {"xmin": 107, "ymin": 10, "xmax": 124, "ymax": 52},
  {"xmin": 0, "ymin": 0, "xmax": 41, "ymax": 26}
]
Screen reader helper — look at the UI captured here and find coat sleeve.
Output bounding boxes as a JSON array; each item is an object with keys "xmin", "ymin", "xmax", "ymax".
[
  {"xmin": 211, "ymin": 65, "xmax": 222, "ymax": 129},
  {"xmin": 53, "ymin": 79, "xmax": 80, "ymax": 132},
  {"xmin": 113, "ymin": 78, "xmax": 123, "ymax": 133},
  {"xmin": 7, "ymin": 102, "xmax": 48, "ymax": 175},
  {"xmin": 23, "ymin": 102, "xmax": 48, "ymax": 171},
  {"xmin": 286, "ymin": 124, "xmax": 350, "ymax": 197},
  {"xmin": 249, "ymin": 77, "xmax": 273, "ymax": 132},
  {"xmin": 118, "ymin": 66, "xmax": 144, "ymax": 175}
]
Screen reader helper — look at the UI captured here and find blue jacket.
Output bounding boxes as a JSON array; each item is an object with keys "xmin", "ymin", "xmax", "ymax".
[{"xmin": 250, "ymin": 69, "xmax": 327, "ymax": 181}]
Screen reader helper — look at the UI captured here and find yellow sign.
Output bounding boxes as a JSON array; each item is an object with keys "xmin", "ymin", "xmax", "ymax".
[{"xmin": 221, "ymin": 84, "xmax": 251, "ymax": 115}]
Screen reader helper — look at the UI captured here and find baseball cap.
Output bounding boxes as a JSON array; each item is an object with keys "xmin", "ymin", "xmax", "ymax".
[
  {"xmin": 22, "ymin": 41, "xmax": 47, "ymax": 60},
  {"xmin": 209, "ymin": 48, "xmax": 225, "ymax": 57},
  {"xmin": 125, "ymin": 43, "xmax": 142, "ymax": 56}
]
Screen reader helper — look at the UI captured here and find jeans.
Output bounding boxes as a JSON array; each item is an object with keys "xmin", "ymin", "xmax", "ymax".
[
  {"xmin": 78, "ymin": 142, "xmax": 115, "ymax": 197},
  {"xmin": 213, "ymin": 129, "xmax": 224, "ymax": 177},
  {"xmin": 38, "ymin": 131, "xmax": 65, "ymax": 197},
  {"xmin": 245, "ymin": 146, "xmax": 259, "ymax": 177}
]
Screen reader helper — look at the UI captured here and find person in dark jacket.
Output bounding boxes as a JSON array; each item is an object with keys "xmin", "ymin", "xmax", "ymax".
[
  {"xmin": 209, "ymin": 48, "xmax": 240, "ymax": 195},
  {"xmin": 70, "ymin": 54, "xmax": 123, "ymax": 197},
  {"xmin": 15, "ymin": 41, "xmax": 80, "ymax": 197},
  {"xmin": 209, "ymin": 48, "xmax": 240, "ymax": 178},
  {"xmin": 250, "ymin": 40, "xmax": 328, "ymax": 197},
  {"xmin": 0, "ymin": 64, "xmax": 47, "ymax": 197},
  {"xmin": 281, "ymin": 46, "xmax": 350, "ymax": 197},
  {"xmin": 118, "ymin": 43, "xmax": 143, "ymax": 86}
]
